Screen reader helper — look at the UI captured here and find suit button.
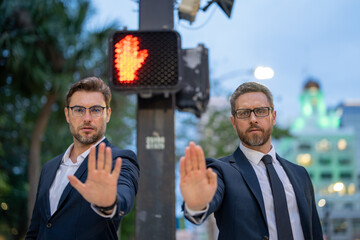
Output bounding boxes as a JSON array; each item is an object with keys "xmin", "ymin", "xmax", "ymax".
[
  {"xmin": 262, "ymin": 236, "xmax": 269, "ymax": 240},
  {"xmin": 46, "ymin": 223, "xmax": 52, "ymax": 228},
  {"xmin": 119, "ymin": 211, "xmax": 125, "ymax": 216}
]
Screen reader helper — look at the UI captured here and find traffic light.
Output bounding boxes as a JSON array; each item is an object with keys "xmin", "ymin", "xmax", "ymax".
[
  {"xmin": 176, "ymin": 44, "xmax": 209, "ymax": 117},
  {"xmin": 108, "ymin": 30, "xmax": 182, "ymax": 95}
]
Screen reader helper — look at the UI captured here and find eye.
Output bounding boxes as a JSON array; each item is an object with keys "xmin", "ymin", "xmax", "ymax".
[
  {"xmin": 74, "ymin": 107, "xmax": 85, "ymax": 113},
  {"xmin": 255, "ymin": 108, "xmax": 267, "ymax": 114},
  {"xmin": 90, "ymin": 107, "xmax": 103, "ymax": 113},
  {"xmin": 237, "ymin": 110, "xmax": 249, "ymax": 117}
]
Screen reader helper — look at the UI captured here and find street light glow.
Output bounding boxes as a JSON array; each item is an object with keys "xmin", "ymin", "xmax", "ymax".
[
  {"xmin": 318, "ymin": 198, "xmax": 326, "ymax": 207},
  {"xmin": 253, "ymin": 66, "xmax": 274, "ymax": 80},
  {"xmin": 333, "ymin": 182, "xmax": 344, "ymax": 192}
]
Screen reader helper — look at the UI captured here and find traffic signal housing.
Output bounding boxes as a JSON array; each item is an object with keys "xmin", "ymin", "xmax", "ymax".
[
  {"xmin": 176, "ymin": 44, "xmax": 209, "ymax": 117},
  {"xmin": 109, "ymin": 30, "xmax": 182, "ymax": 96}
]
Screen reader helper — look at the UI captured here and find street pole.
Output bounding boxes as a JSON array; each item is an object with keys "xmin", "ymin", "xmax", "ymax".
[{"xmin": 136, "ymin": 1, "xmax": 176, "ymax": 239}]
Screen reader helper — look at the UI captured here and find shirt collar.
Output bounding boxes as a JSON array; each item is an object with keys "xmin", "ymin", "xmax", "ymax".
[
  {"xmin": 62, "ymin": 136, "xmax": 106, "ymax": 165},
  {"xmin": 239, "ymin": 141, "xmax": 277, "ymax": 165}
]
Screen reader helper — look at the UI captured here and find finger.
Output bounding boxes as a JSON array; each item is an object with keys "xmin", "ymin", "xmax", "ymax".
[
  {"xmin": 111, "ymin": 157, "xmax": 122, "ymax": 178},
  {"xmin": 206, "ymin": 168, "xmax": 217, "ymax": 186},
  {"xmin": 184, "ymin": 146, "xmax": 192, "ymax": 173},
  {"xmin": 189, "ymin": 142, "xmax": 199, "ymax": 170},
  {"xmin": 179, "ymin": 156, "xmax": 186, "ymax": 178},
  {"xmin": 195, "ymin": 145, "xmax": 206, "ymax": 171},
  {"xmin": 97, "ymin": 142, "xmax": 106, "ymax": 169},
  {"xmin": 104, "ymin": 146, "xmax": 113, "ymax": 173},
  {"xmin": 68, "ymin": 175, "xmax": 86, "ymax": 196},
  {"xmin": 88, "ymin": 146, "xmax": 96, "ymax": 172}
]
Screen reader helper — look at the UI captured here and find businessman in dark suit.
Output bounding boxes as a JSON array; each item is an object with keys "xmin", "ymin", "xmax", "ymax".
[
  {"xmin": 180, "ymin": 82, "xmax": 323, "ymax": 240},
  {"xmin": 26, "ymin": 77, "xmax": 139, "ymax": 240}
]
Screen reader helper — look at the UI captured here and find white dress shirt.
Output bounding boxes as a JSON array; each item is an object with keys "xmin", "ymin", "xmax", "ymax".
[
  {"xmin": 185, "ymin": 142, "xmax": 305, "ymax": 240},
  {"xmin": 49, "ymin": 137, "xmax": 116, "ymax": 218}
]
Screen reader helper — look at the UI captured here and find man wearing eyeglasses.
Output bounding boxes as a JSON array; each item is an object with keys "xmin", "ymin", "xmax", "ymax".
[
  {"xmin": 26, "ymin": 77, "xmax": 139, "ymax": 240},
  {"xmin": 180, "ymin": 82, "xmax": 323, "ymax": 240}
]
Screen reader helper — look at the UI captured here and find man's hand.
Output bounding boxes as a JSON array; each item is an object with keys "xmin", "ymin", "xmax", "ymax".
[
  {"xmin": 180, "ymin": 142, "xmax": 217, "ymax": 211},
  {"xmin": 68, "ymin": 143, "xmax": 122, "ymax": 209}
]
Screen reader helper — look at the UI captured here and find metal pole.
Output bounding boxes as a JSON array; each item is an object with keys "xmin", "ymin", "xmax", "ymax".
[{"xmin": 136, "ymin": 1, "xmax": 176, "ymax": 239}]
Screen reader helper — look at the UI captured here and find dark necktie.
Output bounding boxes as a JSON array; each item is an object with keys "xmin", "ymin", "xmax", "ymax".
[{"xmin": 261, "ymin": 154, "xmax": 294, "ymax": 240}]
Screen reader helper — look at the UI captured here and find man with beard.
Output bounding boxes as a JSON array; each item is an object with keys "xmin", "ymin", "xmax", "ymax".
[
  {"xmin": 26, "ymin": 77, "xmax": 139, "ymax": 240},
  {"xmin": 179, "ymin": 82, "xmax": 323, "ymax": 240}
]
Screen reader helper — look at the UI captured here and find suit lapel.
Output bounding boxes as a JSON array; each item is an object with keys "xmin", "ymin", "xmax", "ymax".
[
  {"xmin": 231, "ymin": 148, "xmax": 268, "ymax": 226},
  {"xmin": 40, "ymin": 154, "xmax": 64, "ymax": 220},
  {"xmin": 277, "ymin": 155, "xmax": 311, "ymax": 239}
]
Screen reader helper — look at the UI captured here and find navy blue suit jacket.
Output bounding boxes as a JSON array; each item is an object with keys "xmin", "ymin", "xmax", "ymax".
[
  {"xmin": 26, "ymin": 138, "xmax": 139, "ymax": 240},
  {"xmin": 185, "ymin": 147, "xmax": 323, "ymax": 240}
]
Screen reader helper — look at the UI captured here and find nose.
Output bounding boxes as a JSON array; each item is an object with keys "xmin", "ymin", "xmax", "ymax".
[
  {"xmin": 83, "ymin": 109, "xmax": 93, "ymax": 121},
  {"xmin": 249, "ymin": 111, "xmax": 258, "ymax": 123}
]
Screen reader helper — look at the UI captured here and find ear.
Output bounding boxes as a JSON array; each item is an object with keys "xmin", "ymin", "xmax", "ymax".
[
  {"xmin": 272, "ymin": 110, "xmax": 277, "ymax": 126},
  {"xmin": 230, "ymin": 115, "xmax": 237, "ymax": 131},
  {"xmin": 65, "ymin": 107, "xmax": 70, "ymax": 123},
  {"xmin": 106, "ymin": 107, "xmax": 111, "ymax": 123}
]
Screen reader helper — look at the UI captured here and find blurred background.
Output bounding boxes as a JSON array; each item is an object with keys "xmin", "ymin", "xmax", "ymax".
[{"xmin": 1, "ymin": 0, "xmax": 360, "ymax": 239}]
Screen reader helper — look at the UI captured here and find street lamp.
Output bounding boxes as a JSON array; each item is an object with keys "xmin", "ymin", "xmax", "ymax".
[{"xmin": 253, "ymin": 66, "xmax": 275, "ymax": 80}]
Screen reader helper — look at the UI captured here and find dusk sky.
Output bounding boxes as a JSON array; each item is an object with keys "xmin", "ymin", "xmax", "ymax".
[{"xmin": 88, "ymin": 0, "xmax": 360, "ymax": 126}]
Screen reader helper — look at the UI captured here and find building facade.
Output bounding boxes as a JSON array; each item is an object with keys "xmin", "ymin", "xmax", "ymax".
[{"xmin": 277, "ymin": 80, "xmax": 360, "ymax": 240}]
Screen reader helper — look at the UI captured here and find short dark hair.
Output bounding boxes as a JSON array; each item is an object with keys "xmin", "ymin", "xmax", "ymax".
[
  {"xmin": 230, "ymin": 81, "xmax": 274, "ymax": 115},
  {"xmin": 66, "ymin": 77, "xmax": 111, "ymax": 107}
]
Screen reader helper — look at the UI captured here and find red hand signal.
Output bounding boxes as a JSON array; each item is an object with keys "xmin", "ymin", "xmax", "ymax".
[{"xmin": 114, "ymin": 35, "xmax": 149, "ymax": 82}]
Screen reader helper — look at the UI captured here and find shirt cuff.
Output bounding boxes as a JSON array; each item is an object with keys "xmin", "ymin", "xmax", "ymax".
[
  {"xmin": 184, "ymin": 203, "xmax": 209, "ymax": 224},
  {"xmin": 91, "ymin": 204, "xmax": 117, "ymax": 218}
]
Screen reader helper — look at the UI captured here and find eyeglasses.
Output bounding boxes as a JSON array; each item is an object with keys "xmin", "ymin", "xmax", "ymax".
[
  {"xmin": 67, "ymin": 106, "xmax": 107, "ymax": 117},
  {"xmin": 233, "ymin": 107, "xmax": 273, "ymax": 119}
]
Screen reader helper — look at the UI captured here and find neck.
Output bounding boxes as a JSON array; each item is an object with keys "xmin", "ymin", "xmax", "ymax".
[
  {"xmin": 242, "ymin": 141, "xmax": 272, "ymax": 154},
  {"xmin": 70, "ymin": 142, "xmax": 91, "ymax": 163}
]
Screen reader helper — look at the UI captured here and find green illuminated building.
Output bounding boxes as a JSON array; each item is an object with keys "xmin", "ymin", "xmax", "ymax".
[{"xmin": 277, "ymin": 80, "xmax": 360, "ymax": 239}]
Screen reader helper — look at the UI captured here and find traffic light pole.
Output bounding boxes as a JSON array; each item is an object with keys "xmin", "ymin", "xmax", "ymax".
[{"xmin": 136, "ymin": 1, "xmax": 176, "ymax": 239}]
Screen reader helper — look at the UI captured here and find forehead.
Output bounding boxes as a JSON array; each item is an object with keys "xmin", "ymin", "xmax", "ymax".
[
  {"xmin": 235, "ymin": 92, "xmax": 270, "ymax": 109},
  {"xmin": 69, "ymin": 91, "xmax": 105, "ymax": 106}
]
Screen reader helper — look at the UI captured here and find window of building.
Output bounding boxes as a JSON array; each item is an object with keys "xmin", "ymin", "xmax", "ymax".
[
  {"xmin": 339, "ymin": 158, "xmax": 351, "ymax": 165},
  {"xmin": 320, "ymin": 173, "xmax": 332, "ymax": 180},
  {"xmin": 333, "ymin": 219, "xmax": 347, "ymax": 234},
  {"xmin": 319, "ymin": 157, "xmax": 331, "ymax": 165},
  {"xmin": 344, "ymin": 202, "xmax": 353, "ymax": 210},
  {"xmin": 298, "ymin": 143, "xmax": 312, "ymax": 150},
  {"xmin": 337, "ymin": 139, "xmax": 347, "ymax": 151},
  {"xmin": 339, "ymin": 172, "xmax": 352, "ymax": 180},
  {"xmin": 296, "ymin": 153, "xmax": 312, "ymax": 166}
]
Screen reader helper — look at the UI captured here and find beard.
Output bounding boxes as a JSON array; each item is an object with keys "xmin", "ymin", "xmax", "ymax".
[
  {"xmin": 69, "ymin": 121, "xmax": 106, "ymax": 146},
  {"xmin": 236, "ymin": 123, "xmax": 272, "ymax": 147}
]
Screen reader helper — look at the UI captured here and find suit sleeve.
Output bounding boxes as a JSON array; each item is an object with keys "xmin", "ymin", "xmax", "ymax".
[
  {"xmin": 307, "ymin": 172, "xmax": 324, "ymax": 239},
  {"xmin": 112, "ymin": 148, "xmax": 140, "ymax": 219}
]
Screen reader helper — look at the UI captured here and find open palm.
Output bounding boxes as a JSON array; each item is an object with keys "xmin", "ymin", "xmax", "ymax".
[
  {"xmin": 68, "ymin": 143, "xmax": 122, "ymax": 208},
  {"xmin": 180, "ymin": 142, "xmax": 217, "ymax": 211}
]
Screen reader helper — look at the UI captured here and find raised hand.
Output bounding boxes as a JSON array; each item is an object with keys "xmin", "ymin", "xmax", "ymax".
[
  {"xmin": 68, "ymin": 143, "xmax": 122, "ymax": 209},
  {"xmin": 114, "ymin": 35, "xmax": 149, "ymax": 82},
  {"xmin": 180, "ymin": 142, "xmax": 217, "ymax": 211}
]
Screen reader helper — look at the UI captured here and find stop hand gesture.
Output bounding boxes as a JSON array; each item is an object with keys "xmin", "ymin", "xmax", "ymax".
[
  {"xmin": 68, "ymin": 143, "xmax": 122, "ymax": 210},
  {"xmin": 180, "ymin": 142, "xmax": 217, "ymax": 211}
]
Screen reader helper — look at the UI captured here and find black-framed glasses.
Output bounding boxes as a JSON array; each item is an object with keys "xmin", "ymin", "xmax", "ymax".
[
  {"xmin": 233, "ymin": 107, "xmax": 273, "ymax": 119},
  {"xmin": 67, "ymin": 106, "xmax": 107, "ymax": 118}
]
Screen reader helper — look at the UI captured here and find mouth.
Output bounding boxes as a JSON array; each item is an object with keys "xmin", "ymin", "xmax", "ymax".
[
  {"xmin": 247, "ymin": 128, "xmax": 262, "ymax": 133},
  {"xmin": 80, "ymin": 126, "xmax": 95, "ymax": 133}
]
